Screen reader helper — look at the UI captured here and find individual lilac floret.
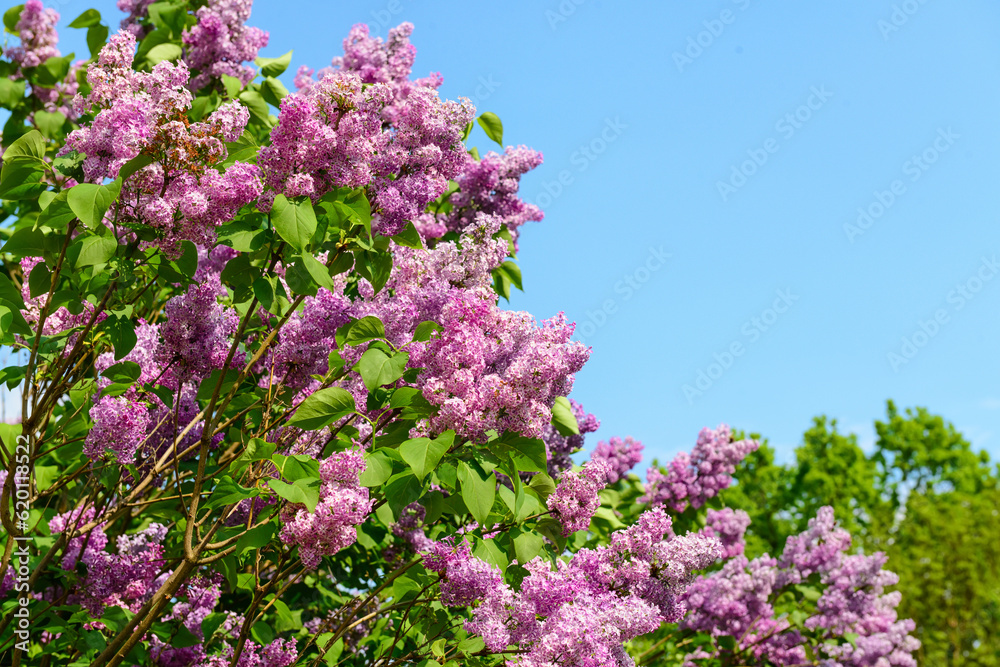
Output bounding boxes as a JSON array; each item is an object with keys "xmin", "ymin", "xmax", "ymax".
[
  {"xmin": 642, "ymin": 424, "xmax": 758, "ymax": 513},
  {"xmin": 591, "ymin": 435, "xmax": 644, "ymax": 484},
  {"xmin": 547, "ymin": 458, "xmax": 612, "ymax": 536},
  {"xmin": 183, "ymin": 0, "xmax": 269, "ymax": 90},
  {"xmin": 279, "ymin": 449, "xmax": 374, "ymax": 569},
  {"xmin": 539, "ymin": 398, "xmax": 600, "ymax": 477},
  {"xmin": 84, "ymin": 394, "xmax": 152, "ymax": 464},
  {"xmin": 701, "ymin": 507, "xmax": 752, "ymax": 559}
]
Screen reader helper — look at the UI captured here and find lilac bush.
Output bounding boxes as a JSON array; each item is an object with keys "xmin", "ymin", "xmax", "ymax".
[{"xmin": 0, "ymin": 2, "xmax": 918, "ymax": 666}]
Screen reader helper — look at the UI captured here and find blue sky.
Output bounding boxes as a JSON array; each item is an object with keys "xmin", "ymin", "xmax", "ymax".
[{"xmin": 45, "ymin": 0, "xmax": 1000, "ymax": 465}]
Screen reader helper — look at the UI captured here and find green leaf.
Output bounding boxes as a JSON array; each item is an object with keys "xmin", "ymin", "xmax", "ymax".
[
  {"xmin": 238, "ymin": 90, "xmax": 270, "ymax": 121},
  {"xmin": 2, "ymin": 226, "xmax": 46, "ymax": 256},
  {"xmin": 3, "ymin": 5, "xmax": 24, "ymax": 33},
  {"xmin": 359, "ymin": 449, "xmax": 393, "ymax": 488},
  {"xmin": 384, "ymin": 473, "xmax": 423, "ymax": 519},
  {"xmin": 223, "ymin": 131, "xmax": 259, "ymax": 167},
  {"xmin": 87, "ymin": 24, "xmax": 109, "ymax": 58},
  {"xmin": 231, "ymin": 438, "xmax": 277, "ymax": 477},
  {"xmin": 412, "ymin": 320, "xmax": 442, "ymax": 342},
  {"xmin": 145, "ymin": 43, "xmax": 182, "ymax": 65},
  {"xmin": 400, "ymin": 433, "xmax": 451, "ymax": 481},
  {"xmin": 271, "ymin": 194, "xmax": 317, "ymax": 252},
  {"xmin": 68, "ymin": 8, "xmax": 102, "ymax": 28},
  {"xmin": 0, "ymin": 78, "xmax": 26, "ymax": 107},
  {"xmin": 459, "ymin": 462, "xmax": 496, "ymax": 526},
  {"xmin": 2, "ymin": 129, "xmax": 44, "ymax": 161},
  {"xmin": 512, "ymin": 530, "xmax": 544, "ymax": 564},
  {"xmin": 221, "ymin": 74, "xmax": 243, "ymax": 99},
  {"xmin": 206, "ymin": 476, "xmax": 259, "ymax": 509},
  {"xmin": 286, "ymin": 387, "xmax": 356, "ymax": 430},
  {"xmin": 32, "ymin": 110, "xmax": 64, "ymax": 139},
  {"xmin": 297, "ymin": 251, "xmax": 334, "ymax": 290},
  {"xmin": 551, "ymin": 396, "xmax": 580, "ymax": 436},
  {"xmin": 256, "ymin": 50, "xmax": 293, "ymax": 77},
  {"xmin": 68, "ymin": 183, "xmax": 116, "ymax": 229},
  {"xmin": 344, "ymin": 316, "xmax": 386, "ymax": 346},
  {"xmin": 260, "ymin": 77, "xmax": 289, "ymax": 107},
  {"xmin": 0, "ymin": 156, "xmax": 46, "ymax": 199},
  {"xmin": 118, "ymin": 153, "xmax": 155, "ymax": 182},
  {"xmin": 390, "ymin": 221, "xmax": 423, "ymax": 249},
  {"xmin": 268, "ymin": 477, "xmax": 321, "ymax": 513},
  {"xmin": 103, "ymin": 312, "xmax": 137, "ymax": 359},
  {"xmin": 355, "ymin": 348, "xmax": 408, "ymax": 392},
  {"xmin": 27, "ymin": 262, "xmax": 49, "ymax": 299},
  {"xmin": 74, "ymin": 234, "xmax": 118, "ymax": 268},
  {"xmin": 477, "ymin": 112, "xmax": 503, "ymax": 145}
]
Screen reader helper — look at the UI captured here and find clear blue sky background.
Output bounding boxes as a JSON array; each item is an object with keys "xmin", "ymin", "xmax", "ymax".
[{"xmin": 45, "ymin": 0, "xmax": 1000, "ymax": 465}]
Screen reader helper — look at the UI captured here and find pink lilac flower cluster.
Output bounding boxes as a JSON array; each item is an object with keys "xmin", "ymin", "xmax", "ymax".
[
  {"xmin": 5, "ymin": 0, "xmax": 58, "ymax": 68},
  {"xmin": 267, "ymin": 213, "xmax": 588, "ymax": 443},
  {"xmin": 49, "ymin": 506, "xmax": 108, "ymax": 570},
  {"xmin": 591, "ymin": 435, "xmax": 644, "ymax": 484},
  {"xmin": 425, "ymin": 507, "xmax": 721, "ymax": 666},
  {"xmin": 295, "ymin": 22, "xmax": 442, "ymax": 125},
  {"xmin": 182, "ymin": 0, "xmax": 269, "ymax": 90},
  {"xmin": 65, "ymin": 31, "xmax": 263, "ymax": 254},
  {"xmin": 86, "ymin": 257, "xmax": 237, "ymax": 466},
  {"xmin": 270, "ymin": 22, "xmax": 474, "ymax": 236},
  {"xmin": 157, "ymin": 279, "xmax": 239, "ymax": 385},
  {"xmin": 539, "ymin": 398, "xmax": 600, "ymax": 477},
  {"xmin": 149, "ymin": 581, "xmax": 299, "ymax": 667},
  {"xmin": 547, "ymin": 458, "xmax": 612, "ymax": 536},
  {"xmin": 18, "ymin": 256, "xmax": 97, "ymax": 335},
  {"xmin": 4, "ymin": 3, "xmax": 81, "ymax": 124},
  {"xmin": 279, "ymin": 449, "xmax": 373, "ymax": 569},
  {"xmin": 701, "ymin": 508, "xmax": 752, "ymax": 559},
  {"xmin": 681, "ymin": 507, "xmax": 920, "ymax": 667},
  {"xmin": 642, "ymin": 424, "xmax": 759, "ymax": 513},
  {"xmin": 434, "ymin": 147, "xmax": 544, "ymax": 246},
  {"xmin": 117, "ymin": 0, "xmax": 155, "ymax": 37},
  {"xmin": 71, "ymin": 522, "xmax": 168, "ymax": 615},
  {"xmin": 257, "ymin": 72, "xmax": 391, "ymax": 210},
  {"xmin": 84, "ymin": 393, "xmax": 153, "ymax": 464}
]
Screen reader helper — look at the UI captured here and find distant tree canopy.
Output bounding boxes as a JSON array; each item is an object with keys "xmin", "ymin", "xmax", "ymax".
[{"xmin": 725, "ymin": 401, "xmax": 1000, "ymax": 666}]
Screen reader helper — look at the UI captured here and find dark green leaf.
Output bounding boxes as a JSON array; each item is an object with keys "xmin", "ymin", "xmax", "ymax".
[
  {"xmin": 344, "ymin": 316, "xmax": 386, "ymax": 346},
  {"xmin": 287, "ymin": 387, "xmax": 356, "ymax": 430},
  {"xmin": 459, "ymin": 462, "xmax": 496, "ymax": 526},
  {"xmin": 87, "ymin": 24, "xmax": 109, "ymax": 58},
  {"xmin": 271, "ymin": 194, "xmax": 316, "ymax": 251},
  {"xmin": 390, "ymin": 221, "xmax": 423, "ymax": 249},
  {"xmin": 118, "ymin": 153, "xmax": 155, "ymax": 182},
  {"xmin": 355, "ymin": 348, "xmax": 408, "ymax": 392}
]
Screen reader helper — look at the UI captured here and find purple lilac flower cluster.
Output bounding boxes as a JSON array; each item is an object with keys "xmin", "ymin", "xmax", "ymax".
[
  {"xmin": 5, "ymin": 2, "xmax": 82, "ymax": 118},
  {"xmin": 279, "ymin": 449, "xmax": 374, "ymax": 569},
  {"xmin": 64, "ymin": 31, "xmax": 263, "ymax": 254},
  {"xmin": 547, "ymin": 458, "xmax": 612, "ymax": 536},
  {"xmin": 701, "ymin": 507, "xmax": 752, "ymax": 559},
  {"xmin": 681, "ymin": 507, "xmax": 920, "ymax": 666},
  {"xmin": 591, "ymin": 435, "xmax": 644, "ymax": 484},
  {"xmin": 424, "ymin": 507, "xmax": 721, "ymax": 666},
  {"xmin": 642, "ymin": 424, "xmax": 759, "ymax": 512},
  {"xmin": 433, "ymin": 146, "xmax": 545, "ymax": 246},
  {"xmin": 183, "ymin": 0, "xmax": 269, "ymax": 90}
]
